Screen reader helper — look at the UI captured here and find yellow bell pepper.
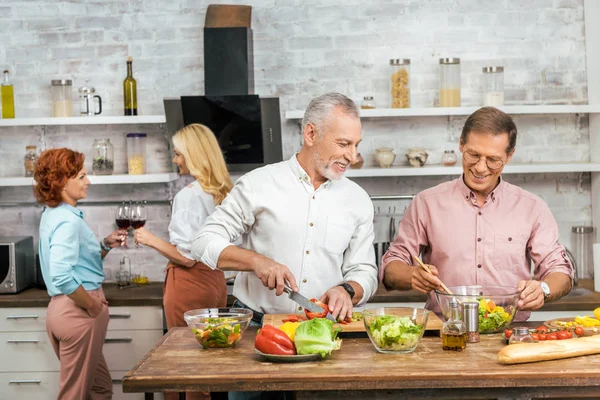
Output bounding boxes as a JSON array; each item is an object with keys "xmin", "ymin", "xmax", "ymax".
[
  {"xmin": 279, "ymin": 322, "xmax": 300, "ymax": 341},
  {"xmin": 574, "ymin": 315, "xmax": 600, "ymax": 327},
  {"xmin": 594, "ymin": 307, "xmax": 600, "ymax": 321}
]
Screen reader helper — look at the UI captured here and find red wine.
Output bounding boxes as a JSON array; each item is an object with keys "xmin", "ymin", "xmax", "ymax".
[
  {"xmin": 131, "ymin": 220, "xmax": 146, "ymax": 229},
  {"xmin": 115, "ymin": 218, "xmax": 130, "ymax": 229}
]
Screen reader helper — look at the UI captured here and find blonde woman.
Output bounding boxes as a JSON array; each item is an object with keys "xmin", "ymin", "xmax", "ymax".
[{"xmin": 134, "ymin": 123, "xmax": 233, "ymax": 329}]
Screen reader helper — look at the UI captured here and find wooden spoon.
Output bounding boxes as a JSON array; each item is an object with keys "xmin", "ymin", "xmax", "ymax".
[{"xmin": 412, "ymin": 255, "xmax": 454, "ymax": 296}]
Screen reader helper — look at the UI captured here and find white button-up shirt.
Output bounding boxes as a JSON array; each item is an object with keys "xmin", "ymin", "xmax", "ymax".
[{"xmin": 192, "ymin": 155, "xmax": 378, "ymax": 314}]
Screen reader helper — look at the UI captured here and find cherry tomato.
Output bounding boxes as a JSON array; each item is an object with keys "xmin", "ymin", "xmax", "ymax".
[
  {"xmin": 575, "ymin": 326, "xmax": 584, "ymax": 337},
  {"xmin": 530, "ymin": 333, "xmax": 539, "ymax": 341},
  {"xmin": 546, "ymin": 332, "xmax": 558, "ymax": 340},
  {"xmin": 557, "ymin": 331, "xmax": 569, "ymax": 340},
  {"xmin": 538, "ymin": 333, "xmax": 547, "ymax": 341},
  {"xmin": 536, "ymin": 325, "xmax": 549, "ymax": 334},
  {"xmin": 504, "ymin": 329, "xmax": 513, "ymax": 339}
]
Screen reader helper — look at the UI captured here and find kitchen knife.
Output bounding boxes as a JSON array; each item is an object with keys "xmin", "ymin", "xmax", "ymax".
[{"xmin": 283, "ymin": 285, "xmax": 337, "ymax": 322}]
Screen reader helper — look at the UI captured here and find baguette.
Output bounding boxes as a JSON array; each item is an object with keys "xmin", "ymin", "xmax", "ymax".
[{"xmin": 498, "ymin": 334, "xmax": 600, "ymax": 365}]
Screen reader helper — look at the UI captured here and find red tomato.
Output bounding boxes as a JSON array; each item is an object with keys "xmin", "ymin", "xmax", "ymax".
[
  {"xmin": 536, "ymin": 325, "xmax": 549, "ymax": 334},
  {"xmin": 504, "ymin": 329, "xmax": 513, "ymax": 339},
  {"xmin": 557, "ymin": 331, "xmax": 569, "ymax": 340},
  {"xmin": 538, "ymin": 333, "xmax": 547, "ymax": 341},
  {"xmin": 530, "ymin": 333, "xmax": 539, "ymax": 341},
  {"xmin": 575, "ymin": 326, "xmax": 584, "ymax": 337},
  {"xmin": 546, "ymin": 332, "xmax": 558, "ymax": 340}
]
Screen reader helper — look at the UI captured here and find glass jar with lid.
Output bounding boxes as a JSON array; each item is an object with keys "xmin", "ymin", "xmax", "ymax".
[
  {"xmin": 442, "ymin": 150, "xmax": 458, "ymax": 166},
  {"xmin": 127, "ymin": 133, "xmax": 147, "ymax": 175},
  {"xmin": 390, "ymin": 59, "xmax": 410, "ymax": 108},
  {"xmin": 508, "ymin": 327, "xmax": 534, "ymax": 344},
  {"xmin": 361, "ymin": 96, "xmax": 376, "ymax": 109},
  {"xmin": 482, "ymin": 66, "xmax": 504, "ymax": 106},
  {"xmin": 439, "ymin": 58, "xmax": 461, "ymax": 107},
  {"xmin": 51, "ymin": 79, "xmax": 73, "ymax": 117},
  {"xmin": 91, "ymin": 138, "xmax": 114, "ymax": 175},
  {"xmin": 24, "ymin": 145, "xmax": 38, "ymax": 177}
]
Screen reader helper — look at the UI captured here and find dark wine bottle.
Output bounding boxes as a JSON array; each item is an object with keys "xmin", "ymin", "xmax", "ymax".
[{"xmin": 123, "ymin": 56, "xmax": 137, "ymax": 115}]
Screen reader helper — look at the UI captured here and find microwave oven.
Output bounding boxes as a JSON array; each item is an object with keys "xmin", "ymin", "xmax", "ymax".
[{"xmin": 0, "ymin": 236, "xmax": 35, "ymax": 294}]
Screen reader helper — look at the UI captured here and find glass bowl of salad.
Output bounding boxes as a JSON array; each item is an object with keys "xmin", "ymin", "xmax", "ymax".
[
  {"xmin": 434, "ymin": 286, "xmax": 520, "ymax": 334},
  {"xmin": 363, "ymin": 307, "xmax": 429, "ymax": 354},
  {"xmin": 184, "ymin": 308, "xmax": 253, "ymax": 348}
]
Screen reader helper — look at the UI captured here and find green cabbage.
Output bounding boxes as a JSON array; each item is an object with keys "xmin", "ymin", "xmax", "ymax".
[{"xmin": 294, "ymin": 318, "xmax": 342, "ymax": 358}]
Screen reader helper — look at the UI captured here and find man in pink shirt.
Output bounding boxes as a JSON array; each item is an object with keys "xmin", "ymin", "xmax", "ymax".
[{"xmin": 381, "ymin": 107, "xmax": 573, "ymax": 321}]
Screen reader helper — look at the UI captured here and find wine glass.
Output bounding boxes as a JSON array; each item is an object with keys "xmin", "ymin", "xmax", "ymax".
[
  {"xmin": 115, "ymin": 202, "xmax": 131, "ymax": 248},
  {"xmin": 130, "ymin": 201, "xmax": 147, "ymax": 248}
]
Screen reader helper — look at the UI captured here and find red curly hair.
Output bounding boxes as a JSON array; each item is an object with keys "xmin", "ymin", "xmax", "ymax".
[{"xmin": 33, "ymin": 148, "xmax": 85, "ymax": 207}]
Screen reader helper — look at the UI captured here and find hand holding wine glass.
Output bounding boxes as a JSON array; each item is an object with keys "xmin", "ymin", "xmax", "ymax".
[
  {"xmin": 130, "ymin": 201, "xmax": 147, "ymax": 248},
  {"xmin": 115, "ymin": 202, "xmax": 131, "ymax": 248}
]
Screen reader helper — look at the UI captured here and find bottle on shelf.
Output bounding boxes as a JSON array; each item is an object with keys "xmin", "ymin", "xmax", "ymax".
[
  {"xmin": 2, "ymin": 70, "xmax": 15, "ymax": 119},
  {"xmin": 123, "ymin": 56, "xmax": 137, "ymax": 116},
  {"xmin": 441, "ymin": 298, "xmax": 467, "ymax": 351},
  {"xmin": 24, "ymin": 145, "xmax": 38, "ymax": 177}
]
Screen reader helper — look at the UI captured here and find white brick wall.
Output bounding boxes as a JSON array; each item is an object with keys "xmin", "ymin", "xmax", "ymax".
[{"xmin": 0, "ymin": 0, "xmax": 593, "ymax": 281}]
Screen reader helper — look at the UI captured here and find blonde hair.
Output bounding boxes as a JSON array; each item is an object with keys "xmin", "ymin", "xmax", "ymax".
[{"xmin": 172, "ymin": 124, "xmax": 233, "ymax": 205}]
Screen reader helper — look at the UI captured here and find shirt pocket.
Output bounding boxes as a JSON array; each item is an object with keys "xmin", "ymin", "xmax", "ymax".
[
  {"xmin": 324, "ymin": 217, "xmax": 355, "ymax": 255},
  {"xmin": 493, "ymin": 234, "xmax": 528, "ymax": 271}
]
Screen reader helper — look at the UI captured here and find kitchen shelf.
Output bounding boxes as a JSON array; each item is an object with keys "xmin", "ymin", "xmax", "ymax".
[
  {"xmin": 0, "ymin": 115, "xmax": 166, "ymax": 127},
  {"xmin": 0, "ymin": 173, "xmax": 180, "ymax": 187},
  {"xmin": 284, "ymin": 105, "xmax": 600, "ymax": 119},
  {"xmin": 345, "ymin": 162, "xmax": 600, "ymax": 178}
]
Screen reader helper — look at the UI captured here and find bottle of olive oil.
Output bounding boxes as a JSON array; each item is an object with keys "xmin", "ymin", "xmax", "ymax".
[
  {"xmin": 1, "ymin": 70, "xmax": 15, "ymax": 119},
  {"xmin": 123, "ymin": 57, "xmax": 137, "ymax": 115},
  {"xmin": 441, "ymin": 298, "xmax": 467, "ymax": 351}
]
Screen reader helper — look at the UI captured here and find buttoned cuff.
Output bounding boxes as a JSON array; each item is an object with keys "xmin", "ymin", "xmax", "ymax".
[{"xmin": 199, "ymin": 238, "xmax": 234, "ymax": 270}]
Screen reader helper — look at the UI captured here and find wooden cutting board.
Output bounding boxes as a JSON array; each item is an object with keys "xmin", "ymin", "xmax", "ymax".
[
  {"xmin": 544, "ymin": 317, "xmax": 600, "ymax": 337},
  {"xmin": 262, "ymin": 312, "xmax": 443, "ymax": 332}
]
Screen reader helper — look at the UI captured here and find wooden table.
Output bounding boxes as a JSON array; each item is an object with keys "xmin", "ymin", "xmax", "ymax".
[{"xmin": 123, "ymin": 327, "xmax": 600, "ymax": 399}]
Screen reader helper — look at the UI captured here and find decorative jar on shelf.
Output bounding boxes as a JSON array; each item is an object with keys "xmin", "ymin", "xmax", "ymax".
[
  {"xmin": 91, "ymin": 138, "xmax": 114, "ymax": 175},
  {"xmin": 441, "ymin": 150, "xmax": 458, "ymax": 166},
  {"xmin": 375, "ymin": 147, "xmax": 396, "ymax": 168},
  {"xmin": 406, "ymin": 147, "xmax": 428, "ymax": 167},
  {"xmin": 361, "ymin": 96, "xmax": 376, "ymax": 110}
]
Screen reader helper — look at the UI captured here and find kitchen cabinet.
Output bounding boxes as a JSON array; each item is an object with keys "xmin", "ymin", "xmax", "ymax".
[{"xmin": 0, "ymin": 305, "xmax": 164, "ymax": 400}]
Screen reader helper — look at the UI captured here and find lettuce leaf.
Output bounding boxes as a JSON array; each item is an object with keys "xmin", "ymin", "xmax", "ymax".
[{"xmin": 294, "ymin": 318, "xmax": 342, "ymax": 358}]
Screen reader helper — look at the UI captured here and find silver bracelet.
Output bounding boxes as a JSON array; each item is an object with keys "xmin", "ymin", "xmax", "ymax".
[{"xmin": 100, "ymin": 239, "xmax": 111, "ymax": 252}]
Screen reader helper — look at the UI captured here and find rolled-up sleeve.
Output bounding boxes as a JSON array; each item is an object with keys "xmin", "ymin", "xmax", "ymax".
[
  {"xmin": 49, "ymin": 220, "xmax": 82, "ymax": 295},
  {"xmin": 530, "ymin": 202, "xmax": 574, "ymax": 281},
  {"xmin": 170, "ymin": 207, "xmax": 204, "ymax": 260},
  {"xmin": 191, "ymin": 175, "xmax": 256, "ymax": 269},
  {"xmin": 342, "ymin": 201, "xmax": 378, "ymax": 305},
  {"xmin": 380, "ymin": 195, "xmax": 429, "ymax": 284}
]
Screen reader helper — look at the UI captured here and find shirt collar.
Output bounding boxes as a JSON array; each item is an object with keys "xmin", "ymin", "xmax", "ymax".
[
  {"xmin": 60, "ymin": 202, "xmax": 84, "ymax": 218},
  {"xmin": 288, "ymin": 153, "xmax": 333, "ymax": 189},
  {"xmin": 456, "ymin": 174, "xmax": 504, "ymax": 203}
]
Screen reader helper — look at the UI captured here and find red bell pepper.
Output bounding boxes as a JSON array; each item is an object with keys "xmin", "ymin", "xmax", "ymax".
[
  {"xmin": 281, "ymin": 315, "xmax": 306, "ymax": 323},
  {"xmin": 304, "ymin": 298, "xmax": 329, "ymax": 320},
  {"xmin": 255, "ymin": 324, "xmax": 296, "ymax": 355}
]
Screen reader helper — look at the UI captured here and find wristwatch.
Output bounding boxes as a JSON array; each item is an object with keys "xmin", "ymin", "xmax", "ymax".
[
  {"xmin": 338, "ymin": 282, "xmax": 355, "ymax": 300},
  {"xmin": 540, "ymin": 281, "xmax": 551, "ymax": 300}
]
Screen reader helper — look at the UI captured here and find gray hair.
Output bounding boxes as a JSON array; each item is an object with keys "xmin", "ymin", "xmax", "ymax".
[{"xmin": 301, "ymin": 92, "xmax": 359, "ymax": 136}]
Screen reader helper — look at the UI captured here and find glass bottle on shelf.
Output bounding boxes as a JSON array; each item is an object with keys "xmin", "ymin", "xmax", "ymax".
[
  {"xmin": 508, "ymin": 327, "xmax": 534, "ymax": 344},
  {"xmin": 91, "ymin": 138, "xmax": 114, "ymax": 175},
  {"xmin": 24, "ymin": 145, "xmax": 38, "ymax": 177},
  {"xmin": 361, "ymin": 96, "xmax": 376, "ymax": 109},
  {"xmin": 123, "ymin": 56, "xmax": 138, "ymax": 116},
  {"xmin": 442, "ymin": 150, "xmax": 458, "ymax": 166},
  {"xmin": 439, "ymin": 58, "xmax": 461, "ymax": 107},
  {"xmin": 2, "ymin": 70, "xmax": 15, "ymax": 119},
  {"xmin": 441, "ymin": 298, "xmax": 467, "ymax": 351},
  {"xmin": 482, "ymin": 66, "xmax": 504, "ymax": 106},
  {"xmin": 390, "ymin": 59, "xmax": 410, "ymax": 108}
]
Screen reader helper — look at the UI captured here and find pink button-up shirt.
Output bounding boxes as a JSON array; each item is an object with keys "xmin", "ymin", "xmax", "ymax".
[{"xmin": 381, "ymin": 176, "xmax": 573, "ymax": 321}]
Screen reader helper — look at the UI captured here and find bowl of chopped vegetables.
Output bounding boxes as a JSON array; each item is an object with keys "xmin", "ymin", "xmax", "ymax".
[
  {"xmin": 184, "ymin": 308, "xmax": 253, "ymax": 348},
  {"xmin": 434, "ymin": 286, "xmax": 520, "ymax": 334},
  {"xmin": 363, "ymin": 307, "xmax": 429, "ymax": 354}
]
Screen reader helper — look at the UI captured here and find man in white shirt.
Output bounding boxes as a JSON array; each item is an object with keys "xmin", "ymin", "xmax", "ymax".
[{"xmin": 191, "ymin": 92, "xmax": 377, "ymax": 323}]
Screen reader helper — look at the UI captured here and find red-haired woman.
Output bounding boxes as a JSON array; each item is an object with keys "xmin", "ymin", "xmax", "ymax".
[{"xmin": 34, "ymin": 148, "xmax": 127, "ymax": 400}]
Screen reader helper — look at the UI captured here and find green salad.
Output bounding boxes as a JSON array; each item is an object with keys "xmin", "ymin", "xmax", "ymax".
[
  {"xmin": 478, "ymin": 299, "xmax": 513, "ymax": 333},
  {"xmin": 191, "ymin": 317, "xmax": 242, "ymax": 348},
  {"xmin": 367, "ymin": 315, "xmax": 424, "ymax": 350}
]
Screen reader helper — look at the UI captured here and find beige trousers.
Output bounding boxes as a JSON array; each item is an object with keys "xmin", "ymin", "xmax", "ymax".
[{"xmin": 46, "ymin": 287, "xmax": 112, "ymax": 400}]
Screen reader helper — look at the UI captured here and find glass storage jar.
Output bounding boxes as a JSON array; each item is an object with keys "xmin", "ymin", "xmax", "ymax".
[
  {"xmin": 24, "ymin": 145, "xmax": 38, "ymax": 177},
  {"xmin": 439, "ymin": 58, "xmax": 461, "ymax": 107},
  {"xmin": 390, "ymin": 59, "xmax": 410, "ymax": 108},
  {"xmin": 91, "ymin": 138, "xmax": 114, "ymax": 175},
  {"xmin": 361, "ymin": 96, "xmax": 376, "ymax": 109},
  {"xmin": 442, "ymin": 150, "xmax": 458, "ymax": 166},
  {"xmin": 482, "ymin": 66, "xmax": 504, "ymax": 106},
  {"xmin": 127, "ymin": 133, "xmax": 147, "ymax": 175},
  {"xmin": 508, "ymin": 327, "xmax": 534, "ymax": 344},
  {"xmin": 51, "ymin": 79, "xmax": 73, "ymax": 117},
  {"xmin": 571, "ymin": 226, "xmax": 595, "ymax": 280}
]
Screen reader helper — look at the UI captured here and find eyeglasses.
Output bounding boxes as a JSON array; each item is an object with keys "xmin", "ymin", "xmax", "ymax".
[{"xmin": 462, "ymin": 150, "xmax": 506, "ymax": 171}]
